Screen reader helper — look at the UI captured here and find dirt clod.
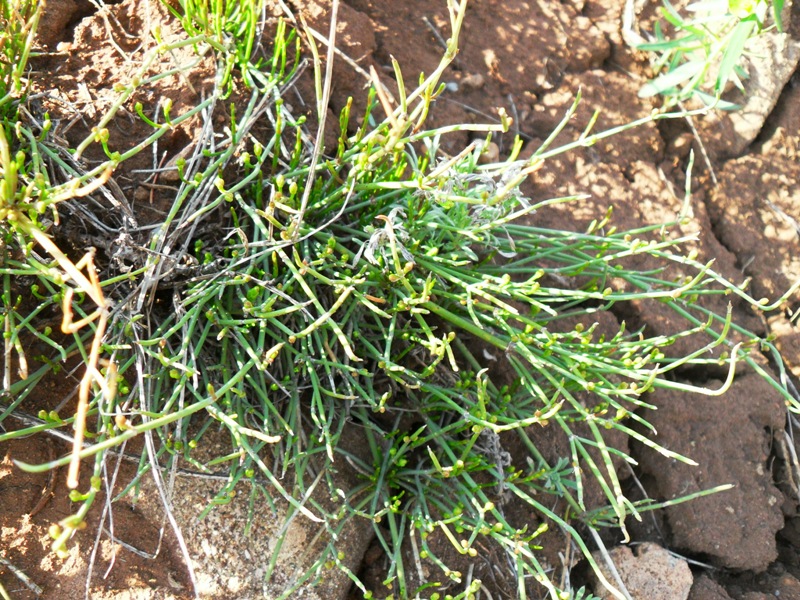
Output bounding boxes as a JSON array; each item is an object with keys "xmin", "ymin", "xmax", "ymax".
[
  {"xmin": 5, "ymin": 0, "xmax": 800, "ymax": 598},
  {"xmin": 589, "ymin": 543, "xmax": 693, "ymax": 600},
  {"xmin": 638, "ymin": 373, "xmax": 785, "ymax": 572}
]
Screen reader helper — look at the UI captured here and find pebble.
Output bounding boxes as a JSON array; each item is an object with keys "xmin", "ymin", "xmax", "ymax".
[
  {"xmin": 478, "ymin": 141, "xmax": 499, "ymax": 164},
  {"xmin": 460, "ymin": 73, "xmax": 485, "ymax": 90}
]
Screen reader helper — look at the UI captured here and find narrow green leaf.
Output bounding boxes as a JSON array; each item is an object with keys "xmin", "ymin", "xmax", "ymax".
[
  {"xmin": 773, "ymin": 0, "xmax": 785, "ymax": 31},
  {"xmin": 659, "ymin": 4, "xmax": 685, "ymax": 28},
  {"xmin": 660, "ymin": 1, "xmax": 708, "ymax": 36},
  {"xmin": 694, "ymin": 90, "xmax": 742, "ymax": 110},
  {"xmin": 639, "ymin": 60, "xmax": 705, "ymax": 97},
  {"xmin": 638, "ymin": 34, "xmax": 702, "ymax": 52},
  {"xmin": 716, "ymin": 19, "xmax": 756, "ymax": 94}
]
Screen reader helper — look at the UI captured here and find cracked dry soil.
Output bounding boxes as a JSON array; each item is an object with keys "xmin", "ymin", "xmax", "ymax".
[{"xmin": 3, "ymin": 0, "xmax": 800, "ymax": 598}]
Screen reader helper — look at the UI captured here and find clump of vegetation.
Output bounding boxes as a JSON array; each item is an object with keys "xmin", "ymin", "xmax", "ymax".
[
  {"xmin": 636, "ymin": 0, "xmax": 786, "ymax": 107},
  {"xmin": 1, "ymin": 0, "xmax": 796, "ymax": 598}
]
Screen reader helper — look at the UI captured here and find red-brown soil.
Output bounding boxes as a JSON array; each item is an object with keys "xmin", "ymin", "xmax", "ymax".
[{"xmin": 3, "ymin": 0, "xmax": 800, "ymax": 598}]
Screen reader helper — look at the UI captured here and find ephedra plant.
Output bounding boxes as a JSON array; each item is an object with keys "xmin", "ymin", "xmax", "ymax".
[{"xmin": 1, "ymin": 0, "xmax": 797, "ymax": 598}]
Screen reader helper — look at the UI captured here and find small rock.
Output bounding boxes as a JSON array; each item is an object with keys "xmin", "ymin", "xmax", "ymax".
[
  {"xmin": 460, "ymin": 73, "xmax": 486, "ymax": 91},
  {"xmin": 477, "ymin": 141, "xmax": 500, "ymax": 164},
  {"xmin": 133, "ymin": 186, "xmax": 150, "ymax": 203},
  {"xmin": 778, "ymin": 573, "xmax": 800, "ymax": 597},
  {"xmin": 668, "ymin": 133, "xmax": 695, "ymax": 160},
  {"xmin": 688, "ymin": 574, "xmax": 734, "ymax": 600},
  {"xmin": 588, "ymin": 543, "xmax": 693, "ymax": 600}
]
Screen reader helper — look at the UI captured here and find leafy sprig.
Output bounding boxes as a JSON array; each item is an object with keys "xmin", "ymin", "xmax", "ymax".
[{"xmin": 637, "ymin": 0, "xmax": 784, "ymax": 107}]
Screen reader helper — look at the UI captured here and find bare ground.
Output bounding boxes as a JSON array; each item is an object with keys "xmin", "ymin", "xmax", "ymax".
[{"xmin": 3, "ymin": 0, "xmax": 800, "ymax": 598}]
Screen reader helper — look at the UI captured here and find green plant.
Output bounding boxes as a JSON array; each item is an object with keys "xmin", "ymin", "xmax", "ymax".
[
  {"xmin": 0, "ymin": 0, "xmax": 39, "ymax": 119},
  {"xmin": 569, "ymin": 588, "xmax": 602, "ymax": 600},
  {"xmin": 2, "ymin": 1, "xmax": 798, "ymax": 599},
  {"xmin": 162, "ymin": 0, "xmax": 271, "ymax": 92},
  {"xmin": 0, "ymin": 0, "xmax": 294, "ymax": 560},
  {"xmin": 636, "ymin": 0, "xmax": 784, "ymax": 107}
]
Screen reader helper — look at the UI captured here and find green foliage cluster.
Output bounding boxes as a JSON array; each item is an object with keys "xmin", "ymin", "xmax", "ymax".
[
  {"xmin": 638, "ymin": 0, "xmax": 785, "ymax": 107},
  {"xmin": 0, "ymin": 1, "xmax": 796, "ymax": 599}
]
